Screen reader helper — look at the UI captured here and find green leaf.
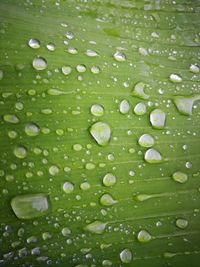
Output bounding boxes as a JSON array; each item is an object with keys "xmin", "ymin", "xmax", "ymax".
[{"xmin": 0, "ymin": 0, "xmax": 200, "ymax": 267}]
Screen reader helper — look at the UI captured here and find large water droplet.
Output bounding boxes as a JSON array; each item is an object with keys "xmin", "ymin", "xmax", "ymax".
[
  {"xmin": 85, "ymin": 49, "xmax": 98, "ymax": 57},
  {"xmin": 172, "ymin": 171, "xmax": 188, "ymax": 183},
  {"xmin": 150, "ymin": 109, "xmax": 166, "ymax": 129},
  {"xmin": 144, "ymin": 148, "xmax": 163, "ymax": 163},
  {"xmin": 90, "ymin": 104, "xmax": 104, "ymax": 117},
  {"xmin": 169, "ymin": 73, "xmax": 182, "ymax": 83},
  {"xmin": 173, "ymin": 95, "xmax": 200, "ymax": 116},
  {"xmin": 137, "ymin": 230, "xmax": 152, "ymax": 243},
  {"xmin": 13, "ymin": 146, "xmax": 27, "ymax": 159},
  {"xmin": 100, "ymin": 193, "xmax": 117, "ymax": 206},
  {"xmin": 11, "ymin": 194, "xmax": 50, "ymax": 219},
  {"xmin": 113, "ymin": 51, "xmax": 126, "ymax": 62},
  {"xmin": 89, "ymin": 122, "xmax": 111, "ymax": 146},
  {"xmin": 28, "ymin": 39, "xmax": 40, "ymax": 49},
  {"xmin": 84, "ymin": 221, "xmax": 107, "ymax": 234},
  {"xmin": 134, "ymin": 102, "xmax": 147, "ymax": 115},
  {"xmin": 3, "ymin": 114, "xmax": 19, "ymax": 124},
  {"xmin": 25, "ymin": 123, "xmax": 40, "ymax": 136},
  {"xmin": 175, "ymin": 218, "xmax": 188, "ymax": 229},
  {"xmin": 119, "ymin": 249, "xmax": 132, "ymax": 263},
  {"xmin": 103, "ymin": 173, "xmax": 117, "ymax": 187},
  {"xmin": 63, "ymin": 181, "xmax": 74, "ymax": 193},
  {"xmin": 32, "ymin": 57, "xmax": 47, "ymax": 70},
  {"xmin": 76, "ymin": 64, "xmax": 86, "ymax": 73},
  {"xmin": 132, "ymin": 82, "xmax": 149, "ymax": 100},
  {"xmin": 138, "ymin": 134, "xmax": 155, "ymax": 148},
  {"xmin": 119, "ymin": 100, "xmax": 130, "ymax": 114}
]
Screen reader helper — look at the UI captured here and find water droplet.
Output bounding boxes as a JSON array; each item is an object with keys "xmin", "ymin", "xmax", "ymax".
[
  {"xmin": 119, "ymin": 249, "xmax": 132, "ymax": 263},
  {"xmin": 85, "ymin": 49, "xmax": 98, "ymax": 57},
  {"xmin": 189, "ymin": 64, "xmax": 199, "ymax": 74},
  {"xmin": 150, "ymin": 109, "xmax": 166, "ymax": 129},
  {"xmin": 73, "ymin": 144, "xmax": 82, "ymax": 151},
  {"xmin": 65, "ymin": 31, "xmax": 74, "ymax": 39},
  {"xmin": 90, "ymin": 104, "xmax": 104, "ymax": 117},
  {"xmin": 48, "ymin": 165, "xmax": 59, "ymax": 176},
  {"xmin": 46, "ymin": 42, "xmax": 56, "ymax": 51},
  {"xmin": 3, "ymin": 114, "xmax": 19, "ymax": 124},
  {"xmin": 61, "ymin": 227, "xmax": 71, "ymax": 236},
  {"xmin": 144, "ymin": 148, "xmax": 163, "ymax": 163},
  {"xmin": 113, "ymin": 51, "xmax": 126, "ymax": 62},
  {"xmin": 0, "ymin": 70, "xmax": 4, "ymax": 80},
  {"xmin": 11, "ymin": 194, "xmax": 50, "ymax": 219},
  {"xmin": 134, "ymin": 102, "xmax": 147, "ymax": 115},
  {"xmin": 8, "ymin": 130, "xmax": 18, "ymax": 139},
  {"xmin": 28, "ymin": 39, "xmax": 40, "ymax": 49},
  {"xmin": 139, "ymin": 47, "xmax": 148, "ymax": 56},
  {"xmin": 172, "ymin": 171, "xmax": 188, "ymax": 183},
  {"xmin": 61, "ymin": 66, "xmax": 72, "ymax": 75},
  {"xmin": 15, "ymin": 102, "xmax": 24, "ymax": 111},
  {"xmin": 63, "ymin": 181, "xmax": 74, "ymax": 193},
  {"xmin": 13, "ymin": 146, "xmax": 27, "ymax": 159},
  {"xmin": 84, "ymin": 221, "xmax": 107, "ymax": 234},
  {"xmin": 103, "ymin": 173, "xmax": 117, "ymax": 187},
  {"xmin": 32, "ymin": 57, "xmax": 47, "ymax": 70},
  {"xmin": 68, "ymin": 47, "xmax": 78, "ymax": 54},
  {"xmin": 25, "ymin": 123, "xmax": 40, "ymax": 136},
  {"xmin": 173, "ymin": 95, "xmax": 200, "ymax": 116},
  {"xmin": 100, "ymin": 193, "xmax": 117, "ymax": 206},
  {"xmin": 102, "ymin": 259, "xmax": 112, "ymax": 266},
  {"xmin": 89, "ymin": 122, "xmax": 111, "ymax": 146},
  {"xmin": 169, "ymin": 73, "xmax": 182, "ymax": 83},
  {"xmin": 42, "ymin": 232, "xmax": 52, "ymax": 240},
  {"xmin": 85, "ymin": 162, "xmax": 95, "ymax": 170},
  {"xmin": 119, "ymin": 99, "xmax": 130, "ymax": 114},
  {"xmin": 91, "ymin": 65, "xmax": 100, "ymax": 74},
  {"xmin": 80, "ymin": 182, "xmax": 91, "ymax": 191},
  {"xmin": 138, "ymin": 134, "xmax": 155, "ymax": 148},
  {"xmin": 186, "ymin": 161, "xmax": 192, "ymax": 169},
  {"xmin": 47, "ymin": 88, "xmax": 65, "ymax": 95},
  {"xmin": 132, "ymin": 82, "xmax": 149, "ymax": 100},
  {"xmin": 76, "ymin": 64, "xmax": 86, "ymax": 73},
  {"xmin": 175, "ymin": 218, "xmax": 188, "ymax": 229},
  {"xmin": 163, "ymin": 252, "xmax": 176, "ymax": 258},
  {"xmin": 137, "ymin": 230, "xmax": 152, "ymax": 243}
]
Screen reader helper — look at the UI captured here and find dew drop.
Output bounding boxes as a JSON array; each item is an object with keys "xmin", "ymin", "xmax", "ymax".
[
  {"xmin": 63, "ymin": 181, "xmax": 74, "ymax": 194},
  {"xmin": 119, "ymin": 99, "xmax": 130, "ymax": 114},
  {"xmin": 61, "ymin": 227, "xmax": 71, "ymax": 236},
  {"xmin": 169, "ymin": 73, "xmax": 182, "ymax": 83},
  {"xmin": 85, "ymin": 49, "xmax": 98, "ymax": 57},
  {"xmin": 76, "ymin": 64, "xmax": 86, "ymax": 73},
  {"xmin": 173, "ymin": 95, "xmax": 200, "ymax": 116},
  {"xmin": 91, "ymin": 66, "xmax": 100, "ymax": 74},
  {"xmin": 138, "ymin": 134, "xmax": 155, "ymax": 148},
  {"xmin": 113, "ymin": 51, "xmax": 126, "ymax": 62},
  {"xmin": 85, "ymin": 162, "xmax": 95, "ymax": 170},
  {"xmin": 119, "ymin": 249, "xmax": 132, "ymax": 263},
  {"xmin": 32, "ymin": 57, "xmax": 47, "ymax": 71},
  {"xmin": 28, "ymin": 39, "xmax": 40, "ymax": 49},
  {"xmin": 100, "ymin": 193, "xmax": 117, "ymax": 206},
  {"xmin": 84, "ymin": 221, "xmax": 107, "ymax": 234},
  {"xmin": 172, "ymin": 171, "xmax": 188, "ymax": 184},
  {"xmin": 103, "ymin": 173, "xmax": 117, "ymax": 187},
  {"xmin": 11, "ymin": 194, "xmax": 50, "ymax": 219},
  {"xmin": 132, "ymin": 82, "xmax": 149, "ymax": 100},
  {"xmin": 189, "ymin": 64, "xmax": 199, "ymax": 74},
  {"xmin": 48, "ymin": 165, "xmax": 59, "ymax": 176},
  {"xmin": 137, "ymin": 230, "xmax": 152, "ymax": 243},
  {"xmin": 46, "ymin": 42, "xmax": 56, "ymax": 51},
  {"xmin": 61, "ymin": 66, "xmax": 72, "ymax": 75},
  {"xmin": 144, "ymin": 148, "xmax": 163, "ymax": 163},
  {"xmin": 134, "ymin": 102, "xmax": 147, "ymax": 115},
  {"xmin": 65, "ymin": 31, "xmax": 74, "ymax": 39},
  {"xmin": 47, "ymin": 88, "xmax": 65, "ymax": 95},
  {"xmin": 175, "ymin": 218, "xmax": 188, "ymax": 229},
  {"xmin": 13, "ymin": 146, "xmax": 27, "ymax": 159},
  {"xmin": 150, "ymin": 109, "xmax": 166, "ymax": 129},
  {"xmin": 80, "ymin": 182, "xmax": 91, "ymax": 191},
  {"xmin": 90, "ymin": 104, "xmax": 104, "ymax": 117},
  {"xmin": 73, "ymin": 144, "xmax": 82, "ymax": 151},
  {"xmin": 89, "ymin": 122, "xmax": 111, "ymax": 146},
  {"xmin": 3, "ymin": 114, "xmax": 19, "ymax": 124},
  {"xmin": 68, "ymin": 47, "xmax": 78, "ymax": 54},
  {"xmin": 25, "ymin": 123, "xmax": 40, "ymax": 136}
]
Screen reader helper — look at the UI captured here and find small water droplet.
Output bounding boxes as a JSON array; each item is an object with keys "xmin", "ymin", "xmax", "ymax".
[
  {"xmin": 46, "ymin": 42, "xmax": 56, "ymax": 51},
  {"xmin": 76, "ymin": 64, "xmax": 86, "ymax": 73},
  {"xmin": 119, "ymin": 99, "xmax": 130, "ymax": 114},
  {"xmin": 65, "ymin": 31, "xmax": 74, "ymax": 39},
  {"xmin": 85, "ymin": 49, "xmax": 98, "ymax": 57},
  {"xmin": 63, "ymin": 181, "xmax": 74, "ymax": 193},
  {"xmin": 172, "ymin": 171, "xmax": 188, "ymax": 183},
  {"xmin": 144, "ymin": 148, "xmax": 163, "ymax": 163},
  {"xmin": 25, "ymin": 123, "xmax": 40, "ymax": 136},
  {"xmin": 119, "ymin": 249, "xmax": 132, "ymax": 263},
  {"xmin": 28, "ymin": 39, "xmax": 40, "ymax": 49},
  {"xmin": 137, "ymin": 230, "xmax": 152, "ymax": 243},
  {"xmin": 175, "ymin": 218, "xmax": 188, "ymax": 229},
  {"xmin": 89, "ymin": 122, "xmax": 111, "ymax": 146},
  {"xmin": 132, "ymin": 82, "xmax": 149, "ymax": 100},
  {"xmin": 85, "ymin": 162, "xmax": 95, "ymax": 170},
  {"xmin": 61, "ymin": 66, "xmax": 72, "ymax": 75},
  {"xmin": 100, "ymin": 193, "xmax": 117, "ymax": 206},
  {"xmin": 189, "ymin": 64, "xmax": 199, "ymax": 74},
  {"xmin": 90, "ymin": 104, "xmax": 104, "ymax": 117},
  {"xmin": 150, "ymin": 109, "xmax": 166, "ymax": 129},
  {"xmin": 91, "ymin": 65, "xmax": 100, "ymax": 74},
  {"xmin": 84, "ymin": 221, "xmax": 107, "ymax": 234},
  {"xmin": 68, "ymin": 47, "xmax": 78, "ymax": 54},
  {"xmin": 134, "ymin": 102, "xmax": 147, "ymax": 115},
  {"xmin": 73, "ymin": 144, "xmax": 82, "ymax": 151},
  {"xmin": 80, "ymin": 182, "xmax": 91, "ymax": 191},
  {"xmin": 11, "ymin": 194, "xmax": 50, "ymax": 219},
  {"xmin": 48, "ymin": 165, "xmax": 59, "ymax": 176},
  {"xmin": 138, "ymin": 134, "xmax": 155, "ymax": 148},
  {"xmin": 61, "ymin": 227, "xmax": 71, "ymax": 236},
  {"xmin": 113, "ymin": 51, "xmax": 126, "ymax": 62},
  {"xmin": 32, "ymin": 57, "xmax": 47, "ymax": 70},
  {"xmin": 169, "ymin": 73, "xmax": 182, "ymax": 83},
  {"xmin": 13, "ymin": 146, "xmax": 27, "ymax": 159},
  {"xmin": 3, "ymin": 114, "xmax": 19, "ymax": 124},
  {"xmin": 103, "ymin": 173, "xmax": 117, "ymax": 187}
]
